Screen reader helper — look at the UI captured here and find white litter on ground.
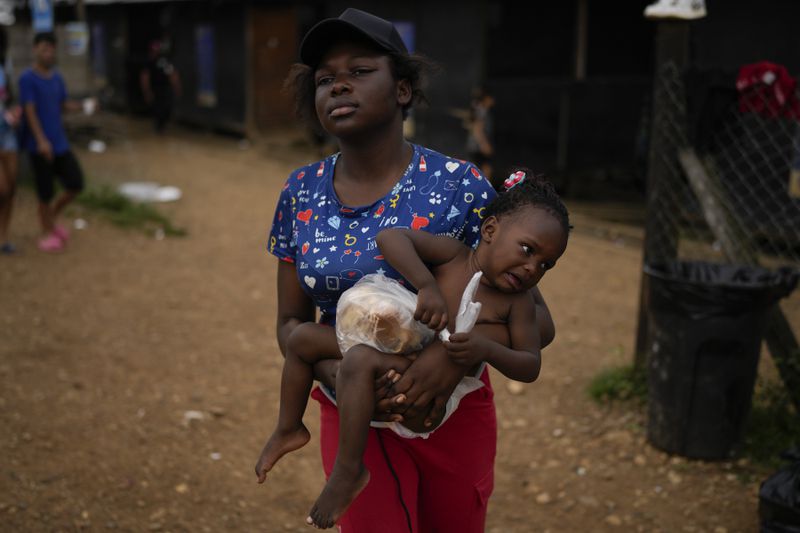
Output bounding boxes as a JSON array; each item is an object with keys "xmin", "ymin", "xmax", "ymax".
[
  {"xmin": 88, "ymin": 140, "xmax": 106, "ymax": 153},
  {"xmin": 118, "ymin": 182, "xmax": 182, "ymax": 203}
]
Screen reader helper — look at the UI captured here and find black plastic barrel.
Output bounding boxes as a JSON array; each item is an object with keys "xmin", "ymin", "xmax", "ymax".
[{"xmin": 643, "ymin": 261, "xmax": 797, "ymax": 459}]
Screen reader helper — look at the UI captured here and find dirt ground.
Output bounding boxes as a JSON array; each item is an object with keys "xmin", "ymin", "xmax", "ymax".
[{"xmin": 1, "ymin": 117, "xmax": 796, "ymax": 532}]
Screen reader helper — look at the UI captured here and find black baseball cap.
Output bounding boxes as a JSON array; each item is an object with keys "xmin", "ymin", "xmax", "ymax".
[
  {"xmin": 33, "ymin": 32, "xmax": 57, "ymax": 46},
  {"xmin": 299, "ymin": 8, "xmax": 408, "ymax": 68}
]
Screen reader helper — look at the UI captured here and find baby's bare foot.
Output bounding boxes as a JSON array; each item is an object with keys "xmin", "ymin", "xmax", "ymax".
[
  {"xmin": 306, "ymin": 463, "xmax": 370, "ymax": 529},
  {"xmin": 254, "ymin": 425, "xmax": 311, "ymax": 483}
]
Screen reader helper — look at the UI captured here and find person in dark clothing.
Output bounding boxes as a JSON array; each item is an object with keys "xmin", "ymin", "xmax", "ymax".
[{"xmin": 140, "ymin": 40, "xmax": 181, "ymax": 133}]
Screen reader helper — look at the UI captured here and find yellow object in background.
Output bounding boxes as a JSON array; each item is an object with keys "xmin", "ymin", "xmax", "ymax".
[{"xmin": 790, "ymin": 168, "xmax": 800, "ymax": 199}]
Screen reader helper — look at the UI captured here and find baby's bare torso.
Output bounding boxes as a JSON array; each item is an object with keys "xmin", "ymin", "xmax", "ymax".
[
  {"xmin": 432, "ymin": 248, "xmax": 523, "ymax": 348},
  {"xmin": 398, "ymin": 248, "xmax": 528, "ymax": 434}
]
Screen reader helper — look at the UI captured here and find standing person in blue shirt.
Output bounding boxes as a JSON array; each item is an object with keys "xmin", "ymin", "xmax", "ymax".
[
  {"xmin": 19, "ymin": 32, "xmax": 85, "ymax": 253},
  {"xmin": 0, "ymin": 26, "xmax": 20, "ymax": 254},
  {"xmin": 255, "ymin": 8, "xmax": 556, "ymax": 532}
]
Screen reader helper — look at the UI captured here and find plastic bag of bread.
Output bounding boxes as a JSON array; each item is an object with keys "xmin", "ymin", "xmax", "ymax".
[{"xmin": 336, "ymin": 274, "xmax": 435, "ymax": 354}]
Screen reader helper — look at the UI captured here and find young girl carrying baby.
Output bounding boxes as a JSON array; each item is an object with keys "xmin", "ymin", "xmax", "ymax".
[{"xmin": 256, "ymin": 169, "xmax": 570, "ymax": 529}]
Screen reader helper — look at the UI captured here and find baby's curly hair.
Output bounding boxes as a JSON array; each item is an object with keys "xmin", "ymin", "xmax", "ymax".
[
  {"xmin": 283, "ymin": 44, "xmax": 434, "ymax": 133},
  {"xmin": 484, "ymin": 167, "xmax": 571, "ymax": 233}
]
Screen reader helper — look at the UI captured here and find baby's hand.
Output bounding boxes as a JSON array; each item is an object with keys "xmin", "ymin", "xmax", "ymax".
[
  {"xmin": 444, "ymin": 331, "xmax": 488, "ymax": 367},
  {"xmin": 415, "ymin": 284, "xmax": 449, "ymax": 332}
]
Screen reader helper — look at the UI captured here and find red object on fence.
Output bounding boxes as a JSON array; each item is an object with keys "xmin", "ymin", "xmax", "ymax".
[{"xmin": 736, "ymin": 62, "xmax": 800, "ymax": 119}]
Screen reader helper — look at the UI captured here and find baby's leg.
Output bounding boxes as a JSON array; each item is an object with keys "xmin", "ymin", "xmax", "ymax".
[
  {"xmin": 255, "ymin": 346, "xmax": 325, "ymax": 483},
  {"xmin": 308, "ymin": 345, "xmax": 408, "ymax": 529}
]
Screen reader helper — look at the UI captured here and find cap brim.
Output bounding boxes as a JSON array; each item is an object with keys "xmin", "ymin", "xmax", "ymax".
[{"xmin": 299, "ymin": 19, "xmax": 393, "ymax": 68}]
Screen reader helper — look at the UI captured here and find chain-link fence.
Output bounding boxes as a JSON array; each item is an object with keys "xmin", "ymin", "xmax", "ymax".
[
  {"xmin": 639, "ymin": 61, "xmax": 800, "ymax": 412},
  {"xmin": 644, "ymin": 62, "xmax": 800, "ymax": 267}
]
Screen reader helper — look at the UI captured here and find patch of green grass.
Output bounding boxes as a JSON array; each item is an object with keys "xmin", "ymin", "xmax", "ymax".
[
  {"xmin": 587, "ymin": 364, "xmax": 648, "ymax": 404},
  {"xmin": 588, "ymin": 363, "xmax": 798, "ymax": 470},
  {"xmin": 741, "ymin": 379, "xmax": 800, "ymax": 469},
  {"xmin": 76, "ymin": 186, "xmax": 187, "ymax": 237}
]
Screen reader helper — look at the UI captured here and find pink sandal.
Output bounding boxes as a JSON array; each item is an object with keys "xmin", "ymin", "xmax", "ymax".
[
  {"xmin": 53, "ymin": 223, "xmax": 70, "ymax": 242},
  {"xmin": 38, "ymin": 233, "xmax": 64, "ymax": 253}
]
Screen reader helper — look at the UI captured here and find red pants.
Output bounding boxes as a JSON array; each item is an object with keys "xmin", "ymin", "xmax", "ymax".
[{"xmin": 312, "ymin": 371, "xmax": 497, "ymax": 533}]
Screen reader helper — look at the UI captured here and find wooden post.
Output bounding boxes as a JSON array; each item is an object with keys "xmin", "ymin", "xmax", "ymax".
[
  {"xmin": 634, "ymin": 21, "xmax": 691, "ymax": 370},
  {"xmin": 244, "ymin": 4, "xmax": 255, "ymax": 140},
  {"xmin": 75, "ymin": 0, "xmax": 92, "ymax": 94},
  {"xmin": 75, "ymin": 0, "xmax": 86, "ymax": 22},
  {"xmin": 556, "ymin": 0, "xmax": 588, "ymax": 179},
  {"xmin": 574, "ymin": 0, "xmax": 587, "ymax": 82}
]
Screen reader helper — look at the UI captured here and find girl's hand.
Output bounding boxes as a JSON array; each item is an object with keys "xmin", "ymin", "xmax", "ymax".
[
  {"xmin": 388, "ymin": 342, "xmax": 466, "ymax": 422},
  {"xmin": 4, "ymin": 106, "xmax": 21, "ymax": 127},
  {"xmin": 443, "ymin": 331, "xmax": 489, "ymax": 368},
  {"xmin": 37, "ymin": 138, "xmax": 53, "ymax": 161},
  {"xmin": 414, "ymin": 284, "xmax": 448, "ymax": 332},
  {"xmin": 372, "ymin": 354, "xmax": 413, "ymax": 422},
  {"xmin": 374, "ymin": 369, "xmax": 399, "ymax": 400},
  {"xmin": 373, "ymin": 370, "xmax": 404, "ymax": 423}
]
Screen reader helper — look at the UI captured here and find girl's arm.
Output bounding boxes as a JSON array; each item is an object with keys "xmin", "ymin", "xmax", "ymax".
[
  {"xmin": 23, "ymin": 102, "xmax": 52, "ymax": 160},
  {"xmin": 276, "ymin": 260, "xmax": 317, "ymax": 354},
  {"xmin": 276, "ymin": 261, "xmax": 340, "ymax": 390},
  {"xmin": 444, "ymin": 292, "xmax": 541, "ymax": 383},
  {"xmin": 376, "ymin": 228, "xmax": 464, "ymax": 331}
]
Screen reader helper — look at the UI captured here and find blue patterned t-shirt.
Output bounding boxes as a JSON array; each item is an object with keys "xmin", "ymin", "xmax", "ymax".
[{"xmin": 268, "ymin": 144, "xmax": 497, "ymax": 325}]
